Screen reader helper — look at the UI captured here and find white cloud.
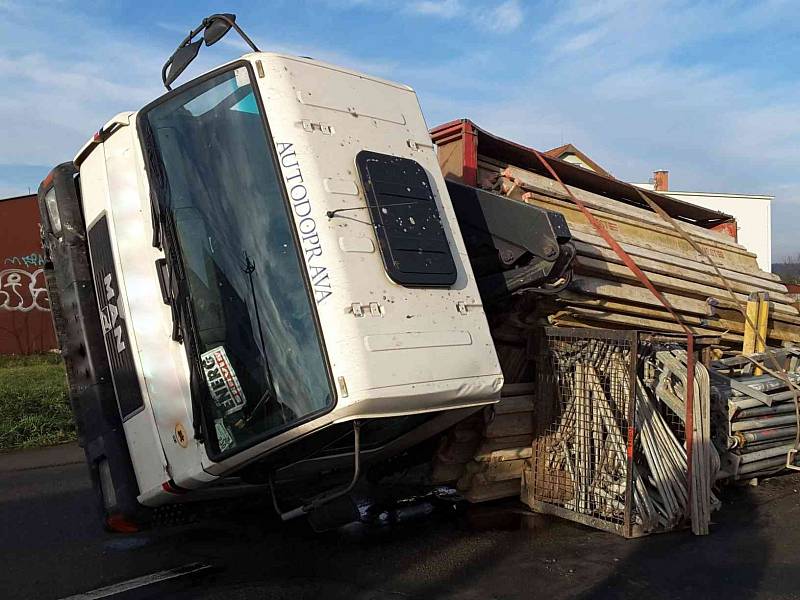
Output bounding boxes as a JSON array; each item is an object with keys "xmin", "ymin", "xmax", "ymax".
[
  {"xmin": 0, "ymin": 5, "xmax": 390, "ymax": 170},
  {"xmin": 409, "ymin": 0, "xmax": 463, "ymax": 19},
  {"xmin": 0, "ymin": 3, "xmax": 172, "ymax": 168},
  {"xmin": 325, "ymin": 0, "xmax": 525, "ymax": 31},
  {"xmin": 497, "ymin": 0, "xmax": 800, "ymax": 261},
  {"xmin": 383, "ymin": 0, "xmax": 799, "ymax": 259},
  {"xmin": 487, "ymin": 0, "xmax": 523, "ymax": 32},
  {"xmin": 407, "ymin": 0, "xmax": 524, "ymax": 30}
]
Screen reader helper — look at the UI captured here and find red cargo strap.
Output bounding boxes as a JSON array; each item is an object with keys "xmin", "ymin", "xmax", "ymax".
[{"xmin": 530, "ymin": 149, "xmax": 696, "ymax": 509}]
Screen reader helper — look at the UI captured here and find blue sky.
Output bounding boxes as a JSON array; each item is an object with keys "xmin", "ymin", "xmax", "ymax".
[{"xmin": 1, "ymin": 0, "xmax": 799, "ymax": 260}]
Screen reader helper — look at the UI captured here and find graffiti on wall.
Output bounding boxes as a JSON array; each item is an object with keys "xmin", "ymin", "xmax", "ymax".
[
  {"xmin": 0, "ymin": 195, "xmax": 58, "ymax": 354},
  {"xmin": 4, "ymin": 252, "xmax": 45, "ymax": 267},
  {"xmin": 0, "ymin": 268, "xmax": 50, "ymax": 312}
]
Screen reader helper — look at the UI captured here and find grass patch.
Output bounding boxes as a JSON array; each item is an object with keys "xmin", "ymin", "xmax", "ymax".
[{"xmin": 0, "ymin": 353, "xmax": 75, "ymax": 450}]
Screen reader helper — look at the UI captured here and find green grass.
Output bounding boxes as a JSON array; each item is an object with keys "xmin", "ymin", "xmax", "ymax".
[{"xmin": 0, "ymin": 353, "xmax": 75, "ymax": 450}]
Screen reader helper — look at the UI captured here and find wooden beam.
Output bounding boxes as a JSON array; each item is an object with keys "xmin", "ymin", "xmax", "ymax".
[
  {"xmin": 573, "ymin": 242, "xmax": 794, "ymax": 303},
  {"xmin": 502, "ymin": 184, "xmax": 763, "ymax": 276},
  {"xmin": 754, "ymin": 293, "xmax": 770, "ymax": 374},
  {"xmin": 572, "ymin": 236, "xmax": 788, "ymax": 295},
  {"xmin": 573, "ymin": 256, "xmax": 796, "ymax": 314},
  {"xmin": 500, "ymin": 164, "xmax": 751, "ymax": 253},
  {"xmin": 743, "ymin": 293, "xmax": 759, "ymax": 355}
]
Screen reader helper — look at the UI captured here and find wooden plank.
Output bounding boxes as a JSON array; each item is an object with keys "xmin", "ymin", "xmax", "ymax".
[
  {"xmin": 482, "ymin": 160, "xmax": 779, "ymax": 283},
  {"xmin": 573, "ymin": 256, "xmax": 797, "ymax": 314},
  {"xmin": 502, "ymin": 165, "xmax": 744, "ymax": 249},
  {"xmin": 461, "ymin": 477, "xmax": 521, "ymax": 503},
  {"xmin": 712, "ymin": 307, "xmax": 800, "ymax": 339},
  {"xmin": 500, "ymin": 182, "xmax": 764, "ymax": 276},
  {"xmin": 484, "ymin": 412, "xmax": 534, "ymax": 438},
  {"xmin": 554, "ymin": 295, "xmax": 800, "ymax": 343},
  {"xmin": 475, "ymin": 435, "xmax": 535, "ymax": 456},
  {"xmin": 570, "ymin": 276, "xmax": 715, "ymax": 316},
  {"xmin": 566, "ymin": 219, "xmax": 765, "ymax": 284},
  {"xmin": 756, "ymin": 293, "xmax": 770, "ymax": 355},
  {"xmin": 550, "ymin": 309, "xmax": 744, "ymax": 342},
  {"xmin": 573, "ymin": 239, "xmax": 790, "ymax": 299},
  {"xmin": 556, "ymin": 296, "xmax": 720, "ymax": 328},
  {"xmin": 473, "ymin": 446, "xmax": 533, "ymax": 463},
  {"xmin": 570, "ymin": 277, "xmax": 718, "ymax": 316},
  {"xmin": 743, "ymin": 294, "xmax": 760, "ymax": 355},
  {"xmin": 465, "ymin": 458, "xmax": 526, "ymax": 481},
  {"xmin": 574, "ymin": 245, "xmax": 793, "ymax": 304},
  {"xmin": 494, "ymin": 394, "xmax": 536, "ymax": 415},
  {"xmin": 501, "ymin": 382, "xmax": 537, "ymax": 396},
  {"xmin": 571, "ymin": 231, "xmax": 785, "ymax": 291},
  {"xmin": 549, "ymin": 317, "xmax": 738, "ymax": 345},
  {"xmin": 713, "ymin": 299, "xmax": 800, "ymax": 325}
]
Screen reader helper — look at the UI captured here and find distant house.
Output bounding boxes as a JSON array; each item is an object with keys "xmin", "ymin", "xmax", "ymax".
[{"xmin": 544, "ymin": 143, "xmax": 613, "ymax": 178}]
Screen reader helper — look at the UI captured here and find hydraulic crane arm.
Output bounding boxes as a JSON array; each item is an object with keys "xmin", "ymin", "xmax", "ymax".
[{"xmin": 446, "ymin": 180, "xmax": 575, "ymax": 305}]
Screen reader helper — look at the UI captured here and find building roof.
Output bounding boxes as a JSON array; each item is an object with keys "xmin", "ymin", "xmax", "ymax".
[
  {"xmin": 634, "ymin": 183, "xmax": 772, "ymax": 201},
  {"xmin": 545, "ymin": 143, "xmax": 612, "ymax": 179},
  {"xmin": 0, "ymin": 193, "xmax": 36, "ymax": 204}
]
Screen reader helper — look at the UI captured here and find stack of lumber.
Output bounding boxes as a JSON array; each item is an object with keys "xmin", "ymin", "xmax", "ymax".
[
  {"xmin": 476, "ymin": 158, "xmax": 800, "ymax": 347},
  {"xmin": 430, "ymin": 383, "xmax": 535, "ymax": 502}
]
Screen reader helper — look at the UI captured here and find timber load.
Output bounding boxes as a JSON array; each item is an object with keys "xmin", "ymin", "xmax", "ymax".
[{"xmin": 432, "ymin": 119, "xmax": 799, "ymax": 348}]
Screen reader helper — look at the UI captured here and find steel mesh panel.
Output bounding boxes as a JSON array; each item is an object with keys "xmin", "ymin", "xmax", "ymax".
[{"xmin": 531, "ymin": 328, "xmax": 636, "ymax": 535}]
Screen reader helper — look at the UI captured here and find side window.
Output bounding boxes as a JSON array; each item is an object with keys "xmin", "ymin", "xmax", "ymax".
[{"xmin": 356, "ymin": 151, "xmax": 457, "ymax": 287}]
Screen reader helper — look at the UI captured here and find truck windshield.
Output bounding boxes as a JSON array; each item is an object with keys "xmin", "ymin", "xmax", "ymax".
[{"xmin": 142, "ymin": 65, "xmax": 332, "ymax": 457}]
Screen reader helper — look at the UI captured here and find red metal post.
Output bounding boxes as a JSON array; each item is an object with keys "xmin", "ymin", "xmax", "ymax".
[{"xmin": 461, "ymin": 120, "xmax": 478, "ymax": 187}]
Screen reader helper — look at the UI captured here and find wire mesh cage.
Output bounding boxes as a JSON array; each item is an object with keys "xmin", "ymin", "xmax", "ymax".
[
  {"xmin": 523, "ymin": 328, "xmax": 720, "ymax": 537},
  {"xmin": 524, "ymin": 328, "xmax": 639, "ymax": 536},
  {"xmin": 523, "ymin": 327, "xmax": 723, "ymax": 539}
]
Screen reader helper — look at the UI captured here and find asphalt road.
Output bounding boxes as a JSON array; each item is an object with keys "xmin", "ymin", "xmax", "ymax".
[{"xmin": 3, "ymin": 445, "xmax": 800, "ymax": 599}]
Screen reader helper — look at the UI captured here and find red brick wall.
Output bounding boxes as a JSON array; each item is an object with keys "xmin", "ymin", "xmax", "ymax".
[{"xmin": 0, "ymin": 194, "xmax": 58, "ymax": 354}]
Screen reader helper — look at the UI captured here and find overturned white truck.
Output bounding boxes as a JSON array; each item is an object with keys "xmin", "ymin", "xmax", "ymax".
[{"xmin": 38, "ymin": 14, "xmax": 573, "ymax": 530}]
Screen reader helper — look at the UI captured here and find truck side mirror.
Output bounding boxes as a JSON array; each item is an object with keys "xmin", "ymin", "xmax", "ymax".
[
  {"xmin": 203, "ymin": 14, "xmax": 236, "ymax": 46},
  {"xmin": 164, "ymin": 40, "xmax": 202, "ymax": 89},
  {"xmin": 161, "ymin": 13, "xmax": 260, "ymax": 90}
]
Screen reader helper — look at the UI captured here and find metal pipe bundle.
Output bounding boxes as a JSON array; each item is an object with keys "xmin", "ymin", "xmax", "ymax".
[
  {"xmin": 713, "ymin": 359, "xmax": 800, "ymax": 480},
  {"xmin": 646, "ymin": 350, "xmax": 719, "ymax": 535}
]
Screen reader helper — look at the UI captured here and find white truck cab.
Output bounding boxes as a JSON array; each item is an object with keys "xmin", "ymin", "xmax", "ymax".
[
  {"xmin": 43, "ymin": 48, "xmax": 502, "ymax": 523},
  {"xmin": 39, "ymin": 15, "xmax": 573, "ymax": 530}
]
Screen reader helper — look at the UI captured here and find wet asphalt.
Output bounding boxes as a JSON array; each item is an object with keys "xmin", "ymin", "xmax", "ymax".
[{"xmin": 2, "ymin": 446, "xmax": 800, "ymax": 599}]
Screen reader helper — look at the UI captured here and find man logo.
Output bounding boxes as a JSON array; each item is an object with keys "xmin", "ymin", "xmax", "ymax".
[{"xmin": 99, "ymin": 272, "xmax": 126, "ymax": 354}]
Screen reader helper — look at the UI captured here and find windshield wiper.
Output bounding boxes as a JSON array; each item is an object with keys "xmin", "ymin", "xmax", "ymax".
[{"xmin": 241, "ymin": 251, "xmax": 283, "ymax": 422}]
